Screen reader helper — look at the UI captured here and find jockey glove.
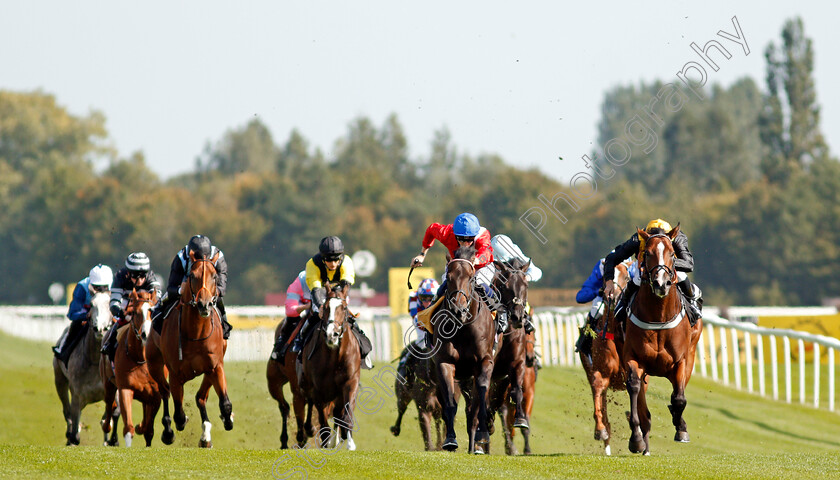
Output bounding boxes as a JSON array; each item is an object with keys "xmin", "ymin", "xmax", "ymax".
[
  {"xmin": 109, "ymin": 305, "xmax": 123, "ymax": 319},
  {"xmin": 312, "ymin": 287, "xmax": 327, "ymax": 312}
]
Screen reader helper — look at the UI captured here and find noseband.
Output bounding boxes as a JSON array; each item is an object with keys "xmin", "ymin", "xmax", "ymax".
[
  {"xmin": 640, "ymin": 235, "xmax": 677, "ymax": 288},
  {"xmin": 187, "ymin": 259, "xmax": 218, "ymax": 309},
  {"xmin": 321, "ymin": 296, "xmax": 348, "ymax": 340}
]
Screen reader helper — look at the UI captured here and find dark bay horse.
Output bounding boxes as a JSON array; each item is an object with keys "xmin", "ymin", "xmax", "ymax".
[
  {"xmin": 432, "ymin": 245, "xmax": 495, "ymax": 454},
  {"xmin": 488, "ymin": 258, "xmax": 530, "ymax": 455},
  {"xmin": 298, "ymin": 283, "xmax": 360, "ymax": 450},
  {"xmin": 146, "ymin": 250, "xmax": 233, "ymax": 448},
  {"xmin": 390, "ymin": 353, "xmax": 460, "ymax": 451},
  {"xmin": 502, "ymin": 330, "xmax": 538, "ymax": 455},
  {"xmin": 623, "ymin": 226, "xmax": 703, "ymax": 455},
  {"xmin": 266, "ymin": 318, "xmax": 317, "ymax": 448},
  {"xmin": 100, "ymin": 289, "xmax": 160, "ymax": 447},
  {"xmin": 53, "ymin": 290, "xmax": 117, "ymax": 445},
  {"xmin": 580, "ymin": 260, "xmax": 632, "ymax": 455}
]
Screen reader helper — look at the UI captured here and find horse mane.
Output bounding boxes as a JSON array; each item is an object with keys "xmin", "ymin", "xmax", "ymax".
[{"xmin": 453, "ymin": 245, "xmax": 476, "ymax": 261}]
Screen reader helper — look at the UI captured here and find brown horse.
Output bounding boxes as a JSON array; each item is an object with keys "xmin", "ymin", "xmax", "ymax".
[
  {"xmin": 623, "ymin": 226, "xmax": 703, "ymax": 455},
  {"xmin": 53, "ymin": 290, "xmax": 118, "ymax": 445},
  {"xmin": 432, "ymin": 245, "xmax": 495, "ymax": 454},
  {"xmin": 100, "ymin": 289, "xmax": 160, "ymax": 447},
  {"xmin": 266, "ymin": 318, "xmax": 317, "ymax": 448},
  {"xmin": 487, "ymin": 258, "xmax": 530, "ymax": 455},
  {"xmin": 389, "ymin": 352, "xmax": 459, "ymax": 451},
  {"xmin": 146, "ymin": 250, "xmax": 233, "ymax": 448},
  {"xmin": 501, "ymin": 331, "xmax": 538, "ymax": 455},
  {"xmin": 298, "ymin": 282, "xmax": 360, "ymax": 450},
  {"xmin": 580, "ymin": 260, "xmax": 632, "ymax": 455}
]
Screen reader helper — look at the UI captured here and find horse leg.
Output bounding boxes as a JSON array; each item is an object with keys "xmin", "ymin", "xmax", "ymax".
[
  {"xmin": 196, "ymin": 374, "xmax": 214, "ymax": 448},
  {"xmin": 118, "ymin": 389, "xmax": 136, "ymax": 447},
  {"xmin": 625, "ymin": 361, "xmax": 646, "ymax": 454},
  {"xmin": 601, "ymin": 388, "xmax": 612, "ymax": 455},
  {"xmin": 278, "ymin": 391, "xmax": 290, "ymax": 449},
  {"xmin": 67, "ymin": 394, "xmax": 83, "ymax": 446},
  {"xmin": 304, "ymin": 401, "xmax": 316, "ymax": 439},
  {"xmin": 316, "ymin": 405, "xmax": 332, "ymax": 448},
  {"xmin": 54, "ymin": 360, "xmax": 73, "ymax": 443},
  {"xmin": 338, "ymin": 381, "xmax": 359, "ymax": 451},
  {"xmin": 437, "ymin": 362, "xmax": 459, "ymax": 451},
  {"xmin": 591, "ymin": 371, "xmax": 609, "ymax": 443},
  {"xmin": 669, "ymin": 362, "xmax": 690, "ymax": 443},
  {"xmin": 638, "ymin": 378, "xmax": 651, "ymax": 455},
  {"xmin": 390, "ymin": 382, "xmax": 410, "ymax": 437},
  {"xmin": 418, "ymin": 408, "xmax": 434, "ymax": 451},
  {"xmin": 293, "ymin": 394, "xmax": 307, "ymax": 448},
  {"xmin": 211, "ymin": 364, "xmax": 234, "ymax": 431},
  {"xmin": 171, "ymin": 377, "xmax": 189, "ymax": 431},
  {"xmin": 147, "ymin": 351, "xmax": 174, "ymax": 445},
  {"xmin": 511, "ymin": 362, "xmax": 528, "ymax": 429},
  {"xmin": 101, "ymin": 379, "xmax": 117, "ymax": 446},
  {"xmin": 501, "ymin": 403, "xmax": 516, "ymax": 456},
  {"xmin": 143, "ymin": 393, "xmax": 161, "ymax": 447},
  {"xmin": 473, "ymin": 357, "xmax": 493, "ymax": 451}
]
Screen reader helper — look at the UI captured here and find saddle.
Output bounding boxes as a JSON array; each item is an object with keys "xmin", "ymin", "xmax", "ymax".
[{"xmin": 416, "ymin": 297, "xmax": 445, "ymax": 334}]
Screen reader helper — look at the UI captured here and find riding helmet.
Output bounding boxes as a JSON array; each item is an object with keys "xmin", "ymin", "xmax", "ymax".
[
  {"xmin": 453, "ymin": 213, "xmax": 480, "ymax": 237},
  {"xmin": 89, "ymin": 264, "xmax": 113, "ymax": 287},
  {"xmin": 125, "ymin": 252, "xmax": 151, "ymax": 272},
  {"xmin": 188, "ymin": 235, "xmax": 213, "ymax": 259},
  {"xmin": 319, "ymin": 236, "xmax": 344, "ymax": 259}
]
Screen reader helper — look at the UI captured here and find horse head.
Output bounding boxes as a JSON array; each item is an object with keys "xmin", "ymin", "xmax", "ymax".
[
  {"xmin": 88, "ymin": 290, "xmax": 112, "ymax": 335},
  {"xmin": 126, "ymin": 288, "xmax": 158, "ymax": 344},
  {"xmin": 493, "ymin": 258, "xmax": 530, "ymax": 329},
  {"xmin": 184, "ymin": 250, "xmax": 220, "ymax": 318},
  {"xmin": 321, "ymin": 282, "xmax": 350, "ymax": 349},
  {"xmin": 446, "ymin": 245, "xmax": 477, "ymax": 321},
  {"xmin": 638, "ymin": 224, "xmax": 680, "ymax": 299}
]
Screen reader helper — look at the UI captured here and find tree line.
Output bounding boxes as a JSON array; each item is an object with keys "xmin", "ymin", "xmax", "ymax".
[{"xmin": 0, "ymin": 17, "xmax": 835, "ymax": 307}]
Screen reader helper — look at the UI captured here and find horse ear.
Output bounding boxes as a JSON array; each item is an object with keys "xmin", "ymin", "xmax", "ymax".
[
  {"xmin": 668, "ymin": 223, "xmax": 681, "ymax": 240},
  {"xmin": 637, "ymin": 227, "xmax": 649, "ymax": 241},
  {"xmin": 494, "ymin": 259, "xmax": 504, "ymax": 271},
  {"xmin": 341, "ymin": 283, "xmax": 350, "ymax": 296},
  {"xmin": 521, "ymin": 260, "xmax": 531, "ymax": 273},
  {"xmin": 130, "ymin": 288, "xmax": 138, "ymax": 299},
  {"xmin": 211, "ymin": 251, "xmax": 220, "ymax": 264},
  {"xmin": 189, "ymin": 250, "xmax": 197, "ymax": 263}
]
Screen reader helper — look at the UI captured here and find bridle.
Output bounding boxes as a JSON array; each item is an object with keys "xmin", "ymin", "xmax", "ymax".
[
  {"xmin": 640, "ymin": 234, "xmax": 677, "ymax": 290},
  {"xmin": 496, "ymin": 266, "xmax": 527, "ymax": 329},
  {"xmin": 321, "ymin": 294, "xmax": 349, "ymax": 345},
  {"xmin": 446, "ymin": 258, "xmax": 475, "ymax": 318},
  {"xmin": 187, "ymin": 259, "xmax": 218, "ymax": 310}
]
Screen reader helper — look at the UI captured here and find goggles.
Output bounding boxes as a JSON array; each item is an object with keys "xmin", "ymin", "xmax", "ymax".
[
  {"xmin": 129, "ymin": 271, "xmax": 147, "ymax": 279},
  {"xmin": 419, "ymin": 295, "xmax": 434, "ymax": 302},
  {"xmin": 455, "ymin": 235, "xmax": 474, "ymax": 243},
  {"xmin": 324, "ymin": 255, "xmax": 342, "ymax": 262},
  {"xmin": 90, "ymin": 284, "xmax": 109, "ymax": 293}
]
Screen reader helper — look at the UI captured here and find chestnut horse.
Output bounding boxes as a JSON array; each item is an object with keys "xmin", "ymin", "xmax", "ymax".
[
  {"xmin": 298, "ymin": 282, "xmax": 360, "ymax": 450},
  {"xmin": 501, "ymin": 331, "xmax": 538, "ymax": 455},
  {"xmin": 53, "ymin": 290, "xmax": 117, "ymax": 446},
  {"xmin": 432, "ymin": 245, "xmax": 495, "ymax": 454},
  {"xmin": 146, "ymin": 250, "xmax": 233, "ymax": 448},
  {"xmin": 580, "ymin": 260, "xmax": 632, "ymax": 456},
  {"xmin": 266, "ymin": 318, "xmax": 317, "ymax": 448},
  {"xmin": 623, "ymin": 226, "xmax": 703, "ymax": 455},
  {"xmin": 100, "ymin": 289, "xmax": 160, "ymax": 447}
]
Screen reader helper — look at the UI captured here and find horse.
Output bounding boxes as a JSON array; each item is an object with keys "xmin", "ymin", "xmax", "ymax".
[
  {"xmin": 298, "ymin": 282, "xmax": 360, "ymax": 450},
  {"xmin": 100, "ymin": 289, "xmax": 161, "ymax": 447},
  {"xmin": 622, "ymin": 225, "xmax": 703, "ymax": 455},
  {"xmin": 487, "ymin": 258, "xmax": 531, "ymax": 455},
  {"xmin": 145, "ymin": 250, "xmax": 233, "ymax": 448},
  {"xmin": 501, "ymin": 330, "xmax": 539, "ymax": 455},
  {"xmin": 432, "ymin": 245, "xmax": 495, "ymax": 454},
  {"xmin": 53, "ymin": 289, "xmax": 118, "ymax": 445},
  {"xmin": 580, "ymin": 260, "xmax": 632, "ymax": 456},
  {"xmin": 266, "ymin": 318, "xmax": 318, "ymax": 448},
  {"xmin": 389, "ymin": 351, "xmax": 459, "ymax": 451}
]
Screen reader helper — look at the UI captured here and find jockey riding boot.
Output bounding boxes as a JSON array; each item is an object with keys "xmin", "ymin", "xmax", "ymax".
[
  {"xmin": 218, "ymin": 300, "xmax": 232, "ymax": 340},
  {"xmin": 292, "ymin": 287, "xmax": 324, "ymax": 355},
  {"xmin": 614, "ymin": 280, "xmax": 640, "ymax": 328},
  {"xmin": 57, "ymin": 320, "xmax": 86, "ymax": 364},
  {"xmin": 524, "ymin": 313, "xmax": 535, "ymax": 334},
  {"xmin": 152, "ymin": 292, "xmax": 178, "ymax": 334},
  {"xmin": 496, "ymin": 307, "xmax": 509, "ymax": 334},
  {"xmin": 101, "ymin": 322, "xmax": 120, "ymax": 360},
  {"xmin": 678, "ymin": 278, "xmax": 703, "ymax": 320},
  {"xmin": 270, "ymin": 319, "xmax": 299, "ymax": 363},
  {"xmin": 292, "ymin": 316, "xmax": 318, "ymax": 355},
  {"xmin": 396, "ymin": 347, "xmax": 412, "ymax": 388}
]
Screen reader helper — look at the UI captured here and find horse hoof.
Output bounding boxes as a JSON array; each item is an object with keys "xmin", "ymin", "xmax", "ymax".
[
  {"xmin": 442, "ymin": 437, "xmax": 458, "ymax": 451},
  {"xmin": 390, "ymin": 426, "xmax": 400, "ymax": 437},
  {"xmin": 199, "ymin": 439, "xmax": 213, "ymax": 448},
  {"xmin": 604, "ymin": 445, "xmax": 611, "ymax": 456},
  {"xmin": 175, "ymin": 416, "xmax": 188, "ymax": 431},
  {"xmin": 474, "ymin": 446, "xmax": 485, "ymax": 455},
  {"xmin": 674, "ymin": 431, "xmax": 690, "ymax": 443},
  {"xmin": 595, "ymin": 428, "xmax": 609, "ymax": 441},
  {"xmin": 513, "ymin": 418, "xmax": 529, "ymax": 430},
  {"xmin": 223, "ymin": 418, "xmax": 234, "ymax": 431},
  {"xmin": 161, "ymin": 430, "xmax": 175, "ymax": 445},
  {"xmin": 629, "ymin": 439, "xmax": 646, "ymax": 454}
]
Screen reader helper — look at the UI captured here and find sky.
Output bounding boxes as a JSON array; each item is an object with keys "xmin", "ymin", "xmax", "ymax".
[{"xmin": 1, "ymin": 1, "xmax": 837, "ymax": 184}]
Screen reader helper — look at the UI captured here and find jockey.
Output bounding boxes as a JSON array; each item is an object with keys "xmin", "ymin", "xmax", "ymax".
[
  {"xmin": 269, "ymin": 270, "xmax": 311, "ymax": 363},
  {"xmin": 603, "ymin": 219, "xmax": 702, "ymax": 325},
  {"xmin": 151, "ymin": 235, "xmax": 233, "ymax": 339},
  {"xmin": 476, "ymin": 234, "xmax": 542, "ymax": 333},
  {"xmin": 101, "ymin": 252, "xmax": 162, "ymax": 362},
  {"xmin": 411, "ymin": 212, "xmax": 507, "ymax": 333},
  {"xmin": 293, "ymin": 236, "xmax": 374, "ymax": 369},
  {"xmin": 396, "ymin": 278, "xmax": 439, "ymax": 386},
  {"xmin": 52, "ymin": 264, "xmax": 113, "ymax": 363}
]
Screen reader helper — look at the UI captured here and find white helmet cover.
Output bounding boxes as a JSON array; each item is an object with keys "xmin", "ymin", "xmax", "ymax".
[{"xmin": 89, "ymin": 264, "xmax": 113, "ymax": 287}]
